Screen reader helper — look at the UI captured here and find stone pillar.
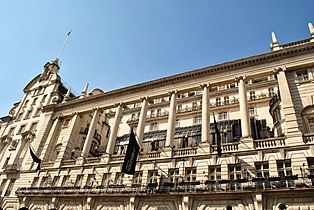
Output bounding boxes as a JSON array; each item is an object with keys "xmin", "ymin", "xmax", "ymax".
[
  {"xmin": 182, "ymin": 196, "xmax": 190, "ymax": 210},
  {"xmin": 136, "ymin": 97, "xmax": 149, "ymax": 146},
  {"xmin": 81, "ymin": 108, "xmax": 100, "ymax": 157},
  {"xmin": 253, "ymin": 193, "xmax": 263, "ymax": 210},
  {"xmin": 165, "ymin": 91, "xmax": 177, "ymax": 147},
  {"xmin": 55, "ymin": 112, "xmax": 81, "ymax": 167},
  {"xmin": 129, "ymin": 197, "xmax": 135, "ymax": 210},
  {"xmin": 106, "ymin": 103, "xmax": 123, "ymax": 155},
  {"xmin": 41, "ymin": 117, "xmax": 60, "ymax": 161},
  {"xmin": 274, "ymin": 67, "xmax": 302, "ymax": 141},
  {"xmin": 236, "ymin": 76, "xmax": 251, "ymax": 138},
  {"xmin": 201, "ymin": 84, "xmax": 210, "ymax": 143}
]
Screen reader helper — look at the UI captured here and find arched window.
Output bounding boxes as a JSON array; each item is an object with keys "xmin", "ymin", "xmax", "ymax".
[{"xmin": 302, "ymin": 105, "xmax": 314, "ymax": 133}]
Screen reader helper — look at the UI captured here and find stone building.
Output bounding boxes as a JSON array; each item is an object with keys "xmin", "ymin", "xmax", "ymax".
[{"xmin": 1, "ymin": 23, "xmax": 314, "ymax": 210}]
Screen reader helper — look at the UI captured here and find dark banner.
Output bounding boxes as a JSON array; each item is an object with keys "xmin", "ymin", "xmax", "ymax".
[
  {"xmin": 213, "ymin": 114, "xmax": 222, "ymax": 157},
  {"xmin": 29, "ymin": 146, "xmax": 42, "ymax": 171},
  {"xmin": 121, "ymin": 129, "xmax": 139, "ymax": 175}
]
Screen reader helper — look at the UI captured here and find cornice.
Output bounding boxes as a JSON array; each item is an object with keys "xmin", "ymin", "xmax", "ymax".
[{"xmin": 49, "ymin": 41, "xmax": 314, "ymax": 112}]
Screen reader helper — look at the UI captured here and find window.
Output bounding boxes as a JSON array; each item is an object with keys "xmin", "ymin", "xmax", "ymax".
[
  {"xmin": 175, "ymin": 119, "xmax": 180, "ymax": 127},
  {"xmin": 86, "ymin": 174, "xmax": 96, "ymax": 187},
  {"xmin": 228, "ymin": 164, "xmax": 242, "ymax": 180},
  {"xmin": 150, "ymin": 110, "xmax": 155, "ymax": 118},
  {"xmin": 101, "ymin": 173, "xmax": 111, "ymax": 187},
  {"xmin": 25, "ymin": 109, "xmax": 33, "ymax": 119},
  {"xmin": 29, "ymin": 122, "xmax": 38, "ymax": 132},
  {"xmin": 17, "ymin": 124, "xmax": 26, "ymax": 134},
  {"xmin": 148, "ymin": 170, "xmax": 159, "ymax": 184},
  {"xmin": 61, "ymin": 175, "xmax": 70, "ymax": 187},
  {"xmin": 40, "ymin": 176, "xmax": 48, "ymax": 187},
  {"xmin": 277, "ymin": 159, "xmax": 292, "ymax": 177},
  {"xmin": 185, "ymin": 167, "xmax": 197, "ymax": 182},
  {"xmin": 208, "ymin": 166, "xmax": 221, "ymax": 181},
  {"xmin": 16, "ymin": 111, "xmax": 24, "ymax": 121},
  {"xmin": 219, "ymin": 112, "xmax": 227, "ymax": 120},
  {"xmin": 2, "ymin": 157, "xmax": 10, "ymax": 169},
  {"xmin": 157, "ymin": 109, "xmax": 161, "ymax": 116},
  {"xmin": 277, "ymin": 159, "xmax": 294, "ymax": 187},
  {"xmin": 63, "ymin": 119, "xmax": 71, "ymax": 127},
  {"xmin": 228, "ymin": 164, "xmax": 242, "ymax": 190},
  {"xmin": 133, "ymin": 171, "xmax": 143, "ymax": 185},
  {"xmin": 169, "ymin": 168, "xmax": 180, "ymax": 184},
  {"xmin": 219, "ymin": 85, "xmax": 226, "ymax": 91},
  {"xmin": 307, "ymin": 158, "xmax": 314, "ymax": 175},
  {"xmin": 114, "ymin": 173, "xmax": 124, "ymax": 185},
  {"xmin": 268, "ymin": 87, "xmax": 275, "ymax": 97},
  {"xmin": 224, "ymin": 96, "xmax": 229, "ymax": 105},
  {"xmin": 41, "ymin": 94, "xmax": 47, "ymax": 103},
  {"xmin": 194, "ymin": 116, "xmax": 202, "ymax": 124},
  {"xmin": 75, "ymin": 175, "xmax": 84, "ymax": 187},
  {"xmin": 149, "ymin": 123, "xmax": 158, "ymax": 131},
  {"xmin": 7, "ymin": 127, "xmax": 15, "ymax": 136},
  {"xmin": 308, "ymin": 118, "xmax": 314, "ymax": 133},
  {"xmin": 51, "ymin": 176, "xmax": 60, "ymax": 187},
  {"xmin": 33, "ymin": 108, "xmax": 41, "ymax": 117},
  {"xmin": 296, "ymin": 70, "xmax": 309, "ymax": 82},
  {"xmin": 255, "ymin": 162, "xmax": 269, "ymax": 178},
  {"xmin": 23, "ymin": 100, "xmax": 29, "ymax": 107},
  {"xmin": 32, "ymin": 97, "xmax": 38, "ymax": 105},
  {"xmin": 250, "ymin": 91, "xmax": 256, "ymax": 101},
  {"xmin": 249, "ymin": 107, "xmax": 255, "ymax": 116},
  {"xmin": 208, "ymin": 166, "xmax": 221, "ymax": 191},
  {"xmin": 216, "ymin": 97, "xmax": 221, "ymax": 106},
  {"xmin": 31, "ymin": 177, "xmax": 39, "ymax": 187}
]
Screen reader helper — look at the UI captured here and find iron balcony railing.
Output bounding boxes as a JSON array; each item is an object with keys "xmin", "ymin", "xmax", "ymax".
[{"xmin": 16, "ymin": 175, "xmax": 313, "ymax": 196}]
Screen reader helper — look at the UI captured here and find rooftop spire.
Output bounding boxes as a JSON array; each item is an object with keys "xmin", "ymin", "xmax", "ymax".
[
  {"xmin": 270, "ymin": 32, "xmax": 280, "ymax": 51},
  {"xmin": 308, "ymin": 23, "xmax": 314, "ymax": 38}
]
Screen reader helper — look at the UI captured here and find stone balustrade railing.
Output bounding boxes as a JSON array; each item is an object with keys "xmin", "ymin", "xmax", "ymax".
[
  {"xmin": 174, "ymin": 147, "xmax": 198, "ymax": 157},
  {"xmin": 254, "ymin": 136, "xmax": 286, "ymax": 149}
]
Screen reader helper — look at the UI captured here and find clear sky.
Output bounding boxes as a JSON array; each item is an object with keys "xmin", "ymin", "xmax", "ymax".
[{"xmin": 1, "ymin": 0, "xmax": 314, "ymax": 117}]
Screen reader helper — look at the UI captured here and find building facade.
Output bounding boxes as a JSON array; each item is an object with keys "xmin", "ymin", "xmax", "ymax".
[{"xmin": 1, "ymin": 24, "xmax": 314, "ymax": 210}]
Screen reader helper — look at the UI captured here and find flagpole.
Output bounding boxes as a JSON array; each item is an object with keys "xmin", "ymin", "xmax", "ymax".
[{"xmin": 56, "ymin": 29, "xmax": 72, "ymax": 60}]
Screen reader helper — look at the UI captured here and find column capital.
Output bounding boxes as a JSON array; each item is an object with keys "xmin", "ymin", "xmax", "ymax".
[
  {"xmin": 52, "ymin": 116, "xmax": 60, "ymax": 121},
  {"xmin": 71, "ymin": 111, "xmax": 79, "ymax": 117},
  {"xmin": 114, "ymin": 102, "xmax": 124, "ymax": 107},
  {"xmin": 168, "ymin": 90, "xmax": 178, "ymax": 96},
  {"xmin": 273, "ymin": 67, "xmax": 286, "ymax": 74},
  {"xmin": 92, "ymin": 107, "xmax": 100, "ymax": 112},
  {"xmin": 200, "ymin": 83, "xmax": 210, "ymax": 89},
  {"xmin": 140, "ymin": 96, "xmax": 150, "ymax": 102},
  {"xmin": 235, "ymin": 76, "xmax": 246, "ymax": 83}
]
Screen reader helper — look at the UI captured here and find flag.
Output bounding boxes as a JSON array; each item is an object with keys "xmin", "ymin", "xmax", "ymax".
[
  {"xmin": 121, "ymin": 129, "xmax": 139, "ymax": 175},
  {"xmin": 213, "ymin": 113, "xmax": 222, "ymax": 157},
  {"xmin": 67, "ymin": 29, "xmax": 72, "ymax": 36},
  {"xmin": 29, "ymin": 146, "xmax": 42, "ymax": 171}
]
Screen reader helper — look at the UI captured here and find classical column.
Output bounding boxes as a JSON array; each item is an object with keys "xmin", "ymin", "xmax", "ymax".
[
  {"xmin": 236, "ymin": 76, "xmax": 251, "ymax": 138},
  {"xmin": 165, "ymin": 91, "xmax": 177, "ymax": 147},
  {"xmin": 55, "ymin": 112, "xmax": 81, "ymax": 166},
  {"xmin": 201, "ymin": 84, "xmax": 210, "ymax": 143},
  {"xmin": 274, "ymin": 67, "xmax": 302, "ymax": 138},
  {"xmin": 41, "ymin": 116, "xmax": 60, "ymax": 161},
  {"xmin": 136, "ymin": 97, "xmax": 149, "ymax": 146},
  {"xmin": 106, "ymin": 103, "xmax": 123, "ymax": 155},
  {"xmin": 81, "ymin": 108, "xmax": 100, "ymax": 157}
]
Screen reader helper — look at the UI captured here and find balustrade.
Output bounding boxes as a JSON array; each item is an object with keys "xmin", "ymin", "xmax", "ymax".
[{"xmin": 254, "ymin": 137, "xmax": 286, "ymax": 149}]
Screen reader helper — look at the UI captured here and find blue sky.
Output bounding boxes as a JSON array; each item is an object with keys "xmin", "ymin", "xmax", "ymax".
[{"xmin": 1, "ymin": 1, "xmax": 314, "ymax": 117}]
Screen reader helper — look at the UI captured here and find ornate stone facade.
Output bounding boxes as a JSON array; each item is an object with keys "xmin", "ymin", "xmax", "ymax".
[{"xmin": 1, "ymin": 24, "xmax": 314, "ymax": 210}]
